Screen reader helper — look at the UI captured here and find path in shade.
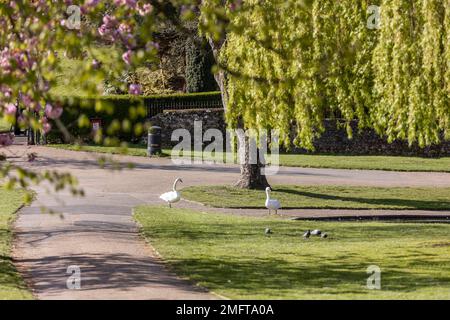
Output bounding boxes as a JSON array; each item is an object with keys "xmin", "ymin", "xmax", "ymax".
[{"xmin": 6, "ymin": 143, "xmax": 450, "ymax": 299}]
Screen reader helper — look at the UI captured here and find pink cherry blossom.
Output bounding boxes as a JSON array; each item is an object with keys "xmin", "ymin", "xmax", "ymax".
[
  {"xmin": 85, "ymin": 0, "xmax": 100, "ymax": 7},
  {"xmin": 5, "ymin": 103, "xmax": 17, "ymax": 115},
  {"xmin": 138, "ymin": 3, "xmax": 153, "ymax": 16},
  {"xmin": 45, "ymin": 103, "xmax": 63, "ymax": 119},
  {"xmin": 129, "ymin": 84, "xmax": 142, "ymax": 95},
  {"xmin": 41, "ymin": 118, "xmax": 52, "ymax": 134},
  {"xmin": 21, "ymin": 94, "xmax": 33, "ymax": 108},
  {"xmin": 92, "ymin": 59, "xmax": 101, "ymax": 69},
  {"xmin": 122, "ymin": 50, "xmax": 132, "ymax": 65},
  {"xmin": 118, "ymin": 23, "xmax": 131, "ymax": 35}
]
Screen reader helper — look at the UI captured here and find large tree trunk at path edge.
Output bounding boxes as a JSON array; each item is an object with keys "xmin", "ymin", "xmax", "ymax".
[
  {"xmin": 234, "ymin": 126, "xmax": 270, "ymax": 189},
  {"xmin": 207, "ymin": 28, "xmax": 270, "ymax": 189}
]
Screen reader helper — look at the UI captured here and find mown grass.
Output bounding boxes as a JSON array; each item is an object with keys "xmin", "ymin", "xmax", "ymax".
[
  {"xmin": 134, "ymin": 206, "xmax": 450, "ymax": 299},
  {"xmin": 277, "ymin": 153, "xmax": 450, "ymax": 172},
  {"xmin": 48, "ymin": 143, "xmax": 169, "ymax": 158},
  {"xmin": 48, "ymin": 144, "xmax": 450, "ymax": 173},
  {"xmin": 50, "ymin": 46, "xmax": 120, "ymax": 97},
  {"xmin": 0, "ymin": 189, "xmax": 33, "ymax": 300},
  {"xmin": 182, "ymin": 185, "xmax": 450, "ymax": 210}
]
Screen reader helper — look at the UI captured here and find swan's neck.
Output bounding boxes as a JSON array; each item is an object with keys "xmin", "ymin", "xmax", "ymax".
[
  {"xmin": 172, "ymin": 179, "xmax": 179, "ymax": 191},
  {"xmin": 266, "ymin": 190, "xmax": 271, "ymax": 200}
]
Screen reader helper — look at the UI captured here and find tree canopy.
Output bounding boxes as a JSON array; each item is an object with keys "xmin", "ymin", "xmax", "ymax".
[
  {"xmin": 1, "ymin": 0, "xmax": 449, "ymax": 194},
  {"xmin": 221, "ymin": 0, "xmax": 449, "ymax": 150}
]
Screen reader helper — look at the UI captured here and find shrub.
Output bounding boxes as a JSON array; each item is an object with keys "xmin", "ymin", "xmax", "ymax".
[
  {"xmin": 48, "ymin": 95, "xmax": 148, "ymax": 144},
  {"xmin": 48, "ymin": 92, "xmax": 222, "ymax": 144},
  {"xmin": 185, "ymin": 37, "xmax": 218, "ymax": 93}
]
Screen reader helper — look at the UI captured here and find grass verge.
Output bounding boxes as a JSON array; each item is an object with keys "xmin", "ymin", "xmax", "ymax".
[
  {"xmin": 48, "ymin": 144, "xmax": 450, "ymax": 172},
  {"xmin": 48, "ymin": 144, "xmax": 168, "ymax": 158},
  {"xmin": 182, "ymin": 185, "xmax": 450, "ymax": 210},
  {"xmin": 134, "ymin": 206, "xmax": 450, "ymax": 299},
  {"xmin": 0, "ymin": 189, "xmax": 33, "ymax": 299}
]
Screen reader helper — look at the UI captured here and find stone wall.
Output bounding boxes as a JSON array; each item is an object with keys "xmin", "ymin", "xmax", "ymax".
[
  {"xmin": 150, "ymin": 108, "xmax": 226, "ymax": 149},
  {"xmin": 149, "ymin": 108, "xmax": 450, "ymax": 157}
]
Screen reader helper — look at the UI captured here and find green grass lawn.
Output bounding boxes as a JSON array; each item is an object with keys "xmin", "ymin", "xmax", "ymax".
[
  {"xmin": 48, "ymin": 144, "xmax": 169, "ymax": 158},
  {"xmin": 51, "ymin": 46, "xmax": 120, "ymax": 96},
  {"xmin": 277, "ymin": 153, "xmax": 450, "ymax": 172},
  {"xmin": 134, "ymin": 206, "xmax": 450, "ymax": 299},
  {"xmin": 48, "ymin": 144, "xmax": 450, "ymax": 172},
  {"xmin": 0, "ymin": 189, "xmax": 33, "ymax": 299},
  {"xmin": 182, "ymin": 185, "xmax": 450, "ymax": 210}
]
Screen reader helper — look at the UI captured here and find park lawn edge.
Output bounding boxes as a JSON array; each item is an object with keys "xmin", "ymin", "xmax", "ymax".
[
  {"xmin": 132, "ymin": 208, "xmax": 225, "ymax": 299},
  {"xmin": 8, "ymin": 204, "xmax": 36, "ymax": 300},
  {"xmin": 181, "ymin": 185, "xmax": 450, "ymax": 211},
  {"xmin": 46, "ymin": 144, "xmax": 450, "ymax": 173},
  {"xmin": 0, "ymin": 190, "xmax": 35, "ymax": 300}
]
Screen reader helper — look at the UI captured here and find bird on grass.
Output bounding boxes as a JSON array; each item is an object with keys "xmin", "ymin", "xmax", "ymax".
[
  {"xmin": 265, "ymin": 187, "xmax": 281, "ymax": 215},
  {"xmin": 303, "ymin": 230, "xmax": 311, "ymax": 239},
  {"xmin": 321, "ymin": 233, "xmax": 328, "ymax": 239},
  {"xmin": 311, "ymin": 229, "xmax": 322, "ymax": 236},
  {"xmin": 159, "ymin": 178, "xmax": 183, "ymax": 208},
  {"xmin": 265, "ymin": 228, "xmax": 273, "ymax": 235}
]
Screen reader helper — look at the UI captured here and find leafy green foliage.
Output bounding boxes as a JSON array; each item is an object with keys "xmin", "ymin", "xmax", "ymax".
[
  {"xmin": 47, "ymin": 92, "xmax": 222, "ymax": 144},
  {"xmin": 2, "ymin": 0, "xmax": 449, "ymax": 195},
  {"xmin": 185, "ymin": 37, "xmax": 217, "ymax": 93},
  {"xmin": 47, "ymin": 95, "xmax": 147, "ymax": 145},
  {"xmin": 0, "ymin": 1, "xmax": 160, "ymax": 196},
  {"xmin": 0, "ymin": 119, "xmax": 11, "ymax": 133},
  {"xmin": 373, "ymin": 0, "xmax": 450, "ymax": 146},
  {"xmin": 220, "ymin": 0, "xmax": 449, "ymax": 150}
]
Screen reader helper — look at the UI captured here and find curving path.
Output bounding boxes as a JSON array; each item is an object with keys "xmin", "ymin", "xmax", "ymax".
[{"xmin": 5, "ymin": 143, "xmax": 450, "ymax": 299}]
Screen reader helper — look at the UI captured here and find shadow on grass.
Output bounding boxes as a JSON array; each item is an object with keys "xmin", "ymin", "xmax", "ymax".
[
  {"xmin": 0, "ymin": 254, "xmax": 30, "ymax": 294},
  {"xmin": 166, "ymin": 256, "xmax": 450, "ymax": 297},
  {"xmin": 0, "ymin": 228, "xmax": 28, "ymax": 296}
]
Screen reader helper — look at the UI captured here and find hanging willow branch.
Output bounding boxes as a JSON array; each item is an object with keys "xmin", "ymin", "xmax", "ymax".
[{"xmin": 220, "ymin": 0, "xmax": 449, "ymax": 150}]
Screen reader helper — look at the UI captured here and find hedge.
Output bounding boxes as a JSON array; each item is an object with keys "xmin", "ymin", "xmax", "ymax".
[{"xmin": 47, "ymin": 92, "xmax": 222, "ymax": 144}]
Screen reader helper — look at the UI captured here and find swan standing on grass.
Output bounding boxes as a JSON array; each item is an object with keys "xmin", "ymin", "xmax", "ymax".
[
  {"xmin": 265, "ymin": 187, "xmax": 281, "ymax": 215},
  {"xmin": 160, "ymin": 178, "xmax": 183, "ymax": 208}
]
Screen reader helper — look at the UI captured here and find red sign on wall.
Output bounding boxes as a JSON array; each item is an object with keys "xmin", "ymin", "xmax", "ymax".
[{"xmin": 90, "ymin": 118, "xmax": 102, "ymax": 133}]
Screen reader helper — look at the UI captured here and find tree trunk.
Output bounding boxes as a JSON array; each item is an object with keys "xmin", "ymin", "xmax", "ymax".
[
  {"xmin": 234, "ymin": 124, "xmax": 270, "ymax": 189},
  {"xmin": 235, "ymin": 153, "xmax": 270, "ymax": 189},
  {"xmin": 207, "ymin": 28, "xmax": 269, "ymax": 189},
  {"xmin": 207, "ymin": 37, "xmax": 229, "ymax": 110}
]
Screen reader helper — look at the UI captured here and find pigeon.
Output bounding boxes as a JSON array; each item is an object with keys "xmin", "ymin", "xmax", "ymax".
[
  {"xmin": 311, "ymin": 229, "xmax": 322, "ymax": 236},
  {"xmin": 321, "ymin": 233, "xmax": 328, "ymax": 239},
  {"xmin": 265, "ymin": 228, "xmax": 273, "ymax": 235},
  {"xmin": 303, "ymin": 230, "xmax": 311, "ymax": 239}
]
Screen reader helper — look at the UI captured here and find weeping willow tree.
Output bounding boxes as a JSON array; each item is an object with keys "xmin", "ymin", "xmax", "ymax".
[
  {"xmin": 372, "ymin": 0, "xmax": 450, "ymax": 146},
  {"xmin": 209, "ymin": 0, "xmax": 449, "ymax": 188}
]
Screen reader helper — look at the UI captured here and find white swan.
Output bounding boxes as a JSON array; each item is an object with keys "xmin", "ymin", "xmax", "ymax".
[
  {"xmin": 265, "ymin": 187, "xmax": 281, "ymax": 215},
  {"xmin": 160, "ymin": 178, "xmax": 183, "ymax": 208}
]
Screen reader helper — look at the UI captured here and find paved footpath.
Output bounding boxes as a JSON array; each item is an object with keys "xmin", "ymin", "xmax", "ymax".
[{"xmin": 5, "ymin": 144, "xmax": 450, "ymax": 299}]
